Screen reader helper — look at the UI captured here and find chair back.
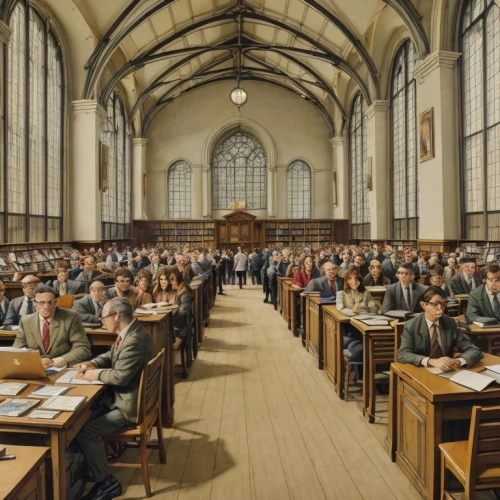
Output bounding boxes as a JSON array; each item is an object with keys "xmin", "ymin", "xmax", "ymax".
[
  {"xmin": 394, "ymin": 322, "xmax": 405, "ymax": 359},
  {"xmin": 459, "ymin": 298, "xmax": 469, "ymax": 316},
  {"xmin": 466, "ymin": 405, "xmax": 500, "ymax": 495},
  {"xmin": 372, "ymin": 336, "xmax": 395, "ymax": 364},
  {"xmin": 56, "ymin": 294, "xmax": 75, "ymax": 308},
  {"xmin": 135, "ymin": 349, "xmax": 165, "ymax": 427}
]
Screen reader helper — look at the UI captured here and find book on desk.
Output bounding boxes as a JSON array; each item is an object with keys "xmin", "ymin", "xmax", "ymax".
[{"xmin": 473, "ymin": 317, "xmax": 500, "ymax": 328}]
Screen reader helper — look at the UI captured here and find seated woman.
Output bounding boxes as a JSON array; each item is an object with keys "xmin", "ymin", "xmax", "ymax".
[
  {"xmin": 292, "ymin": 256, "xmax": 320, "ymax": 288},
  {"xmin": 152, "ymin": 268, "xmax": 175, "ymax": 304},
  {"xmin": 167, "ymin": 268, "xmax": 194, "ymax": 341},
  {"xmin": 337, "ymin": 269, "xmax": 378, "ymax": 362},
  {"xmin": 133, "ymin": 269, "xmax": 153, "ymax": 309},
  {"xmin": 397, "ymin": 286, "xmax": 483, "ymax": 370}
]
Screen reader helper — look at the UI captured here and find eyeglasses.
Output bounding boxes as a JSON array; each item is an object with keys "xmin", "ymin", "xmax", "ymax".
[
  {"xmin": 397, "ymin": 271, "xmax": 412, "ymax": 276},
  {"xmin": 486, "ymin": 277, "xmax": 500, "ymax": 283},
  {"xmin": 22, "ymin": 284, "xmax": 37, "ymax": 289},
  {"xmin": 425, "ymin": 301, "xmax": 446, "ymax": 309},
  {"xmin": 91, "ymin": 288, "xmax": 107, "ymax": 293},
  {"xmin": 34, "ymin": 299, "xmax": 57, "ymax": 306},
  {"xmin": 101, "ymin": 312, "xmax": 116, "ymax": 321}
]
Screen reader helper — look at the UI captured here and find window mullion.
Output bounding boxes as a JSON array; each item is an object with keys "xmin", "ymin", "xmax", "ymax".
[
  {"xmin": 43, "ymin": 20, "xmax": 48, "ymax": 241},
  {"xmin": 482, "ymin": 11, "xmax": 488, "ymax": 240}
]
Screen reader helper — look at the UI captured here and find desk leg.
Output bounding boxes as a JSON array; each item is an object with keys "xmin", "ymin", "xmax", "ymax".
[
  {"xmin": 362, "ymin": 335, "xmax": 375, "ymax": 423},
  {"xmin": 51, "ymin": 429, "xmax": 66, "ymax": 500},
  {"xmin": 386, "ymin": 369, "xmax": 397, "ymax": 461},
  {"xmin": 428, "ymin": 403, "xmax": 444, "ymax": 500}
]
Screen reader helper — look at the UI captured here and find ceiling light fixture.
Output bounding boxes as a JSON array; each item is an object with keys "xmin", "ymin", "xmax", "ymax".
[{"xmin": 230, "ymin": 0, "xmax": 248, "ymax": 109}]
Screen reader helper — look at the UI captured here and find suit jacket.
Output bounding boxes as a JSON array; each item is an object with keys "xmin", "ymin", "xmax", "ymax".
[
  {"xmin": 74, "ymin": 294, "xmax": 102, "ymax": 324},
  {"xmin": 108, "ymin": 287, "xmax": 139, "ymax": 312},
  {"xmin": 75, "ymin": 270, "xmax": 101, "ymax": 293},
  {"xmin": 0, "ymin": 297, "xmax": 10, "ymax": 326},
  {"xmin": 466, "ymin": 284, "xmax": 500, "ymax": 323},
  {"xmin": 93, "ymin": 319, "xmax": 157, "ymax": 424},
  {"xmin": 382, "ymin": 258, "xmax": 399, "ymax": 284},
  {"xmin": 363, "ymin": 274, "xmax": 390, "ymax": 287},
  {"xmin": 13, "ymin": 307, "xmax": 91, "ymax": 365},
  {"xmin": 234, "ymin": 252, "xmax": 248, "ymax": 272},
  {"xmin": 4, "ymin": 296, "xmax": 30, "ymax": 326},
  {"xmin": 382, "ymin": 282, "xmax": 428, "ymax": 314},
  {"xmin": 397, "ymin": 313, "xmax": 483, "ymax": 367},
  {"xmin": 52, "ymin": 279, "xmax": 84, "ymax": 295},
  {"xmin": 305, "ymin": 275, "xmax": 343, "ymax": 298},
  {"xmin": 451, "ymin": 273, "xmax": 482, "ymax": 295}
]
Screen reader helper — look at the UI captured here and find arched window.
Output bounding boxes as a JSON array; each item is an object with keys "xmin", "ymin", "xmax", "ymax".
[
  {"xmin": 461, "ymin": 0, "xmax": 500, "ymax": 239},
  {"xmin": 349, "ymin": 93, "xmax": 370, "ymax": 239},
  {"xmin": 391, "ymin": 40, "xmax": 418, "ymax": 239},
  {"xmin": 168, "ymin": 161, "xmax": 192, "ymax": 219},
  {"xmin": 101, "ymin": 92, "xmax": 131, "ymax": 239},
  {"xmin": 211, "ymin": 131, "xmax": 267, "ymax": 210},
  {"xmin": 5, "ymin": 0, "xmax": 64, "ymax": 242},
  {"xmin": 287, "ymin": 160, "xmax": 311, "ymax": 219}
]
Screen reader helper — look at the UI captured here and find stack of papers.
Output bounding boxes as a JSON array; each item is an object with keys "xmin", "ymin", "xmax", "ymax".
[
  {"xmin": 28, "ymin": 385, "xmax": 70, "ymax": 399},
  {"xmin": 448, "ymin": 370, "xmax": 496, "ymax": 392},
  {"xmin": 41, "ymin": 395, "xmax": 87, "ymax": 412},
  {"xmin": 0, "ymin": 382, "xmax": 28, "ymax": 396},
  {"xmin": 55, "ymin": 369, "xmax": 104, "ymax": 385}
]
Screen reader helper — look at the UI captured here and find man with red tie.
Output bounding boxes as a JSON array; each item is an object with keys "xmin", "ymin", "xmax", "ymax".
[
  {"xmin": 12, "ymin": 284, "xmax": 91, "ymax": 368},
  {"xmin": 397, "ymin": 286, "xmax": 483, "ymax": 371}
]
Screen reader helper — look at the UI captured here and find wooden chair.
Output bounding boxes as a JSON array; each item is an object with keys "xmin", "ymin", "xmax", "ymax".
[
  {"xmin": 343, "ymin": 351, "xmax": 363, "ymax": 401},
  {"xmin": 102, "ymin": 349, "xmax": 166, "ymax": 498},
  {"xmin": 173, "ymin": 333, "xmax": 188, "ymax": 379},
  {"xmin": 56, "ymin": 294, "xmax": 74, "ymax": 308},
  {"xmin": 394, "ymin": 322, "xmax": 405, "ymax": 360},
  {"xmin": 439, "ymin": 405, "xmax": 500, "ymax": 499}
]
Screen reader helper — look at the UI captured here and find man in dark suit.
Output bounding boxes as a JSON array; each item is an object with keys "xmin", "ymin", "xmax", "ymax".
[
  {"xmin": 382, "ymin": 251, "xmax": 400, "ymax": 284},
  {"xmin": 74, "ymin": 281, "xmax": 109, "ymax": 325},
  {"xmin": 75, "ymin": 256, "xmax": 101, "ymax": 292},
  {"xmin": 367, "ymin": 244, "xmax": 385, "ymax": 265},
  {"xmin": 74, "ymin": 298, "xmax": 157, "ymax": 500},
  {"xmin": 250, "ymin": 249, "xmax": 263, "ymax": 285},
  {"xmin": 397, "ymin": 286, "xmax": 483, "ymax": 370},
  {"xmin": 4, "ymin": 274, "xmax": 41, "ymax": 326},
  {"xmin": 52, "ymin": 261, "xmax": 84, "ymax": 296},
  {"xmin": 305, "ymin": 262, "xmax": 343, "ymax": 297},
  {"xmin": 382, "ymin": 263, "xmax": 428, "ymax": 317},
  {"xmin": 466, "ymin": 263, "xmax": 500, "ymax": 324},
  {"xmin": 451, "ymin": 258, "xmax": 482, "ymax": 295},
  {"xmin": 339, "ymin": 254, "xmax": 369, "ymax": 279},
  {"xmin": 403, "ymin": 252, "xmax": 420, "ymax": 282}
]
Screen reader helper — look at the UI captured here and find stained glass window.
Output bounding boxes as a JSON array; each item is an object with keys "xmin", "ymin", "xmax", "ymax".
[
  {"xmin": 168, "ymin": 161, "xmax": 192, "ymax": 219},
  {"xmin": 211, "ymin": 131, "xmax": 267, "ymax": 210},
  {"xmin": 101, "ymin": 92, "xmax": 131, "ymax": 239},
  {"xmin": 286, "ymin": 160, "xmax": 311, "ymax": 219},
  {"xmin": 461, "ymin": 0, "xmax": 500, "ymax": 239},
  {"xmin": 391, "ymin": 40, "xmax": 418, "ymax": 239},
  {"xmin": 349, "ymin": 93, "xmax": 370, "ymax": 239},
  {"xmin": 5, "ymin": 1, "xmax": 64, "ymax": 242}
]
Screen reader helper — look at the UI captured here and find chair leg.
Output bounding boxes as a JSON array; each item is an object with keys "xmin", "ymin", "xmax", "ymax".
[
  {"xmin": 140, "ymin": 436, "xmax": 152, "ymax": 497},
  {"xmin": 180, "ymin": 343, "xmax": 187, "ymax": 379},
  {"xmin": 344, "ymin": 358, "xmax": 350, "ymax": 401},
  {"xmin": 156, "ymin": 417, "xmax": 167, "ymax": 465}
]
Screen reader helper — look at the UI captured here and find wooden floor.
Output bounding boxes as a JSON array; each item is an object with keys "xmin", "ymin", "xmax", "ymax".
[{"xmin": 112, "ymin": 284, "xmax": 423, "ymax": 500}]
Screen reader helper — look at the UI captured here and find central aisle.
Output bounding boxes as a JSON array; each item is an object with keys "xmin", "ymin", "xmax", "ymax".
[{"xmin": 115, "ymin": 285, "xmax": 421, "ymax": 500}]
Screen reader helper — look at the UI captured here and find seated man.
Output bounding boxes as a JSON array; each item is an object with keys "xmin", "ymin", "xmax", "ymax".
[
  {"xmin": 367, "ymin": 244, "xmax": 385, "ymax": 265},
  {"xmin": 424, "ymin": 264, "xmax": 454, "ymax": 298},
  {"xmin": 382, "ymin": 250, "xmax": 401, "ymax": 284},
  {"xmin": 451, "ymin": 258, "xmax": 481, "ymax": 295},
  {"xmin": 0, "ymin": 279, "xmax": 10, "ymax": 327},
  {"xmin": 4, "ymin": 274, "xmax": 40, "ymax": 326},
  {"xmin": 305, "ymin": 262, "xmax": 342, "ymax": 297},
  {"xmin": 74, "ymin": 281, "xmax": 109, "ymax": 325},
  {"xmin": 144, "ymin": 252, "xmax": 164, "ymax": 279},
  {"xmin": 403, "ymin": 251, "xmax": 420, "ymax": 282},
  {"xmin": 74, "ymin": 298, "xmax": 157, "ymax": 499},
  {"xmin": 13, "ymin": 284, "xmax": 91, "ymax": 368},
  {"xmin": 397, "ymin": 286, "xmax": 483, "ymax": 370},
  {"xmin": 108, "ymin": 268, "xmax": 139, "ymax": 311},
  {"xmin": 466, "ymin": 263, "xmax": 500, "ymax": 324},
  {"xmin": 363, "ymin": 260, "xmax": 390, "ymax": 287},
  {"xmin": 340, "ymin": 254, "xmax": 369, "ymax": 278},
  {"xmin": 52, "ymin": 261, "xmax": 83, "ymax": 296},
  {"xmin": 76, "ymin": 256, "xmax": 101, "ymax": 292},
  {"xmin": 382, "ymin": 263, "xmax": 428, "ymax": 317}
]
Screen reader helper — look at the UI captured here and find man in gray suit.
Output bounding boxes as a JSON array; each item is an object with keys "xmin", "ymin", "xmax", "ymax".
[
  {"xmin": 305, "ymin": 262, "xmax": 343, "ymax": 298},
  {"xmin": 234, "ymin": 246, "xmax": 248, "ymax": 289},
  {"xmin": 451, "ymin": 258, "xmax": 482, "ymax": 295},
  {"xmin": 4, "ymin": 274, "xmax": 41, "ymax": 326},
  {"xmin": 75, "ymin": 256, "xmax": 101, "ymax": 292},
  {"xmin": 52, "ymin": 261, "xmax": 83, "ymax": 296},
  {"xmin": 382, "ymin": 263, "xmax": 428, "ymax": 317},
  {"xmin": 13, "ymin": 284, "xmax": 91, "ymax": 368},
  {"xmin": 74, "ymin": 298, "xmax": 157, "ymax": 499},
  {"xmin": 74, "ymin": 281, "xmax": 109, "ymax": 325},
  {"xmin": 466, "ymin": 263, "xmax": 500, "ymax": 324},
  {"xmin": 397, "ymin": 286, "xmax": 483, "ymax": 370}
]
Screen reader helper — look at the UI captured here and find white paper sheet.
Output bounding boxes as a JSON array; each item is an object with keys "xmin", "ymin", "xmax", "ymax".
[{"xmin": 449, "ymin": 370, "xmax": 496, "ymax": 392}]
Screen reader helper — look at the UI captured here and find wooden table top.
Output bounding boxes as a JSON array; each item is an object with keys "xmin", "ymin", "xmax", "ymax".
[
  {"xmin": 0, "ymin": 445, "xmax": 49, "ymax": 499},
  {"xmin": 391, "ymin": 352, "xmax": 500, "ymax": 402},
  {"xmin": 0, "ymin": 372, "xmax": 105, "ymax": 429},
  {"xmin": 350, "ymin": 318, "xmax": 398, "ymax": 333},
  {"xmin": 322, "ymin": 305, "xmax": 351, "ymax": 323},
  {"xmin": 455, "ymin": 314, "xmax": 500, "ymax": 334}
]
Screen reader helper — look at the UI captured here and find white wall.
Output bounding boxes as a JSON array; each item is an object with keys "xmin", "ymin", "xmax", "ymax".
[{"xmin": 145, "ymin": 80, "xmax": 333, "ymax": 220}]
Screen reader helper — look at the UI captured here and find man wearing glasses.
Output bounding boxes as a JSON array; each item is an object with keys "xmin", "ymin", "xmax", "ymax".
[
  {"xmin": 466, "ymin": 263, "xmax": 500, "ymax": 324},
  {"xmin": 397, "ymin": 286, "xmax": 483, "ymax": 370},
  {"xmin": 12, "ymin": 284, "xmax": 91, "ymax": 368},
  {"xmin": 382, "ymin": 263, "xmax": 428, "ymax": 317},
  {"xmin": 4, "ymin": 274, "xmax": 41, "ymax": 326},
  {"xmin": 74, "ymin": 281, "xmax": 109, "ymax": 325}
]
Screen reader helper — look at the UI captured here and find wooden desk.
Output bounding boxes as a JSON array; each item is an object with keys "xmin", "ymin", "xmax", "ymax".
[
  {"xmin": 1, "ymin": 445, "xmax": 49, "ymax": 500},
  {"xmin": 277, "ymin": 277, "xmax": 286, "ymax": 316},
  {"xmin": 289, "ymin": 286, "xmax": 304, "ymax": 334},
  {"xmin": 455, "ymin": 293, "xmax": 469, "ymax": 316},
  {"xmin": 455, "ymin": 314, "xmax": 500, "ymax": 354},
  {"xmin": 350, "ymin": 319, "xmax": 398, "ymax": 423},
  {"xmin": 305, "ymin": 296, "xmax": 325, "ymax": 369},
  {"xmin": 365, "ymin": 286, "xmax": 386, "ymax": 309},
  {"xmin": 0, "ymin": 374, "xmax": 104, "ymax": 500},
  {"xmin": 280, "ymin": 278, "xmax": 294, "ymax": 328},
  {"xmin": 190, "ymin": 283, "xmax": 203, "ymax": 355},
  {"xmin": 322, "ymin": 306, "xmax": 351, "ymax": 398},
  {"xmin": 387, "ymin": 354, "xmax": 500, "ymax": 500}
]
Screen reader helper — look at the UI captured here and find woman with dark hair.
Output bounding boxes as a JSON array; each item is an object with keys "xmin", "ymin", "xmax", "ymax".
[
  {"xmin": 152, "ymin": 268, "xmax": 174, "ymax": 304},
  {"xmin": 292, "ymin": 256, "xmax": 320, "ymax": 288},
  {"xmin": 133, "ymin": 269, "xmax": 153, "ymax": 309},
  {"xmin": 167, "ymin": 268, "xmax": 193, "ymax": 340}
]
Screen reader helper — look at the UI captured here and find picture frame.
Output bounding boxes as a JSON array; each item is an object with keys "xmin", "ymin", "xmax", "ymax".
[
  {"xmin": 419, "ymin": 108, "xmax": 434, "ymax": 162},
  {"xmin": 367, "ymin": 157, "xmax": 373, "ymax": 191}
]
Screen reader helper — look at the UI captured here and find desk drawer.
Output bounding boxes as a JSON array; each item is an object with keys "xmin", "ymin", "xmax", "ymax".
[
  {"xmin": 309, "ymin": 301, "xmax": 319, "ymax": 315},
  {"xmin": 401, "ymin": 382, "xmax": 427, "ymax": 416},
  {"xmin": 324, "ymin": 314, "xmax": 335, "ymax": 330}
]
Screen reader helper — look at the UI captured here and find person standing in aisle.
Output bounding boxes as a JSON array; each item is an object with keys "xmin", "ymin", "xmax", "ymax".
[{"xmin": 234, "ymin": 246, "xmax": 248, "ymax": 289}]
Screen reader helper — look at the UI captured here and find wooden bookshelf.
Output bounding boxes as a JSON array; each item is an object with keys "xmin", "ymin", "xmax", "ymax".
[{"xmin": 264, "ymin": 220, "xmax": 333, "ymax": 249}]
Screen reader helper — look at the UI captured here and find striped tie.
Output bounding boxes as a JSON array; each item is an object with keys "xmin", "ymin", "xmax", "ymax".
[{"xmin": 429, "ymin": 323, "xmax": 444, "ymax": 359}]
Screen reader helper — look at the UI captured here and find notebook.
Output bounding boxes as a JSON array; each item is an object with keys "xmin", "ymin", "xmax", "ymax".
[
  {"xmin": 0, "ymin": 398, "xmax": 39, "ymax": 417},
  {"xmin": 40, "ymin": 395, "xmax": 87, "ymax": 412},
  {"xmin": 0, "ymin": 382, "xmax": 28, "ymax": 396},
  {"xmin": 473, "ymin": 317, "xmax": 500, "ymax": 328},
  {"xmin": 28, "ymin": 385, "xmax": 70, "ymax": 399},
  {"xmin": 55, "ymin": 369, "xmax": 104, "ymax": 385},
  {"xmin": 448, "ymin": 370, "xmax": 496, "ymax": 392}
]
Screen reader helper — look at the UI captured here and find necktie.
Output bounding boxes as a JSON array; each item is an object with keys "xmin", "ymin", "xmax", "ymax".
[
  {"xmin": 468, "ymin": 279, "xmax": 472, "ymax": 291},
  {"xmin": 330, "ymin": 282, "xmax": 336, "ymax": 296},
  {"xmin": 406, "ymin": 286, "xmax": 412, "ymax": 311},
  {"xmin": 115, "ymin": 335, "xmax": 122, "ymax": 351},
  {"xmin": 27, "ymin": 299, "xmax": 34, "ymax": 315},
  {"xmin": 493, "ymin": 292, "xmax": 500, "ymax": 319},
  {"xmin": 429, "ymin": 323, "xmax": 444, "ymax": 359},
  {"xmin": 42, "ymin": 320, "xmax": 50, "ymax": 351}
]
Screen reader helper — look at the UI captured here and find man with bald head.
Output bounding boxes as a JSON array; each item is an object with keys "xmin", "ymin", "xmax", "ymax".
[
  {"xmin": 74, "ymin": 281, "xmax": 109, "ymax": 325},
  {"xmin": 4, "ymin": 274, "xmax": 41, "ymax": 326}
]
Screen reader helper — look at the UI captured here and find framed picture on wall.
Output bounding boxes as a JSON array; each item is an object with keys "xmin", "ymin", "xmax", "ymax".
[{"xmin": 419, "ymin": 108, "xmax": 434, "ymax": 162}]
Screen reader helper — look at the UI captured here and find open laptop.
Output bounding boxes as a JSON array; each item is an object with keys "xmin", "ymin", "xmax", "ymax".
[{"xmin": 0, "ymin": 348, "xmax": 46, "ymax": 379}]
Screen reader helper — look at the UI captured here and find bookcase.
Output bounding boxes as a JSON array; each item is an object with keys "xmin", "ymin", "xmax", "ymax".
[
  {"xmin": 144, "ymin": 221, "xmax": 216, "ymax": 248},
  {"xmin": 264, "ymin": 220, "xmax": 333, "ymax": 249}
]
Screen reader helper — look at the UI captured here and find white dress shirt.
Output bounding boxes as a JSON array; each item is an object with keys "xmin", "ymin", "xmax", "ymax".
[
  {"xmin": 59, "ymin": 281, "xmax": 67, "ymax": 296},
  {"xmin": 421, "ymin": 317, "xmax": 466, "ymax": 367}
]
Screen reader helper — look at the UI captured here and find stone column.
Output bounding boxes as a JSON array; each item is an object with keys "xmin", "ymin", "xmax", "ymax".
[
  {"xmin": 132, "ymin": 138, "xmax": 148, "ymax": 220},
  {"xmin": 414, "ymin": 51, "xmax": 461, "ymax": 240},
  {"xmin": 71, "ymin": 100, "xmax": 105, "ymax": 241},
  {"xmin": 267, "ymin": 165, "xmax": 277, "ymax": 218},
  {"xmin": 365, "ymin": 100, "xmax": 390, "ymax": 240},
  {"xmin": 191, "ymin": 165, "xmax": 203, "ymax": 219},
  {"xmin": 330, "ymin": 136, "xmax": 347, "ymax": 219}
]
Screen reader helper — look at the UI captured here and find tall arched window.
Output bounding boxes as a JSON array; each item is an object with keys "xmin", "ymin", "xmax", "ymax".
[
  {"xmin": 461, "ymin": 0, "xmax": 500, "ymax": 239},
  {"xmin": 287, "ymin": 160, "xmax": 311, "ymax": 219},
  {"xmin": 349, "ymin": 93, "xmax": 370, "ymax": 239},
  {"xmin": 168, "ymin": 161, "xmax": 192, "ymax": 219},
  {"xmin": 391, "ymin": 40, "xmax": 418, "ymax": 239},
  {"xmin": 5, "ymin": 0, "xmax": 64, "ymax": 242},
  {"xmin": 101, "ymin": 92, "xmax": 131, "ymax": 239},
  {"xmin": 211, "ymin": 131, "xmax": 267, "ymax": 210}
]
